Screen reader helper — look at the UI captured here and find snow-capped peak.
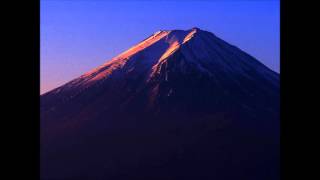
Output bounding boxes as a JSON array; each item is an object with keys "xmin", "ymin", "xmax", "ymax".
[
  {"xmin": 54, "ymin": 27, "xmax": 277, "ymax": 93},
  {"xmin": 79, "ymin": 28, "xmax": 202, "ymax": 82}
]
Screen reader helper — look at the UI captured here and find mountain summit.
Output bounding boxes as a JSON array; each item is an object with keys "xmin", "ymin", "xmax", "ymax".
[{"xmin": 41, "ymin": 28, "xmax": 279, "ymax": 180}]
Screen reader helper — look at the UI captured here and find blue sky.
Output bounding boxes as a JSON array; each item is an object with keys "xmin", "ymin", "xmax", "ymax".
[{"xmin": 41, "ymin": 0, "xmax": 280, "ymax": 94}]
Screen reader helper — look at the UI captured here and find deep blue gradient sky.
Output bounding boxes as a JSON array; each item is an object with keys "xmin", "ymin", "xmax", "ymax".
[{"xmin": 41, "ymin": 0, "xmax": 280, "ymax": 94}]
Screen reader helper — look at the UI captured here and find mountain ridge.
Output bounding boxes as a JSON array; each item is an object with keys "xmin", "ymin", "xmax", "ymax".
[{"xmin": 42, "ymin": 27, "xmax": 278, "ymax": 97}]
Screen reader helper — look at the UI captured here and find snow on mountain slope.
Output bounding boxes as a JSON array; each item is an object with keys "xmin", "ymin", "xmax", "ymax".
[
  {"xmin": 45, "ymin": 27, "xmax": 277, "ymax": 96},
  {"xmin": 65, "ymin": 29, "xmax": 193, "ymax": 87}
]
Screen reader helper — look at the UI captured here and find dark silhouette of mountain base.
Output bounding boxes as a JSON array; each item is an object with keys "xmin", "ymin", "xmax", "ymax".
[{"xmin": 41, "ymin": 28, "xmax": 279, "ymax": 180}]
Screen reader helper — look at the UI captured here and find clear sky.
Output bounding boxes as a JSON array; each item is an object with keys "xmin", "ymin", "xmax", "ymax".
[{"xmin": 41, "ymin": 0, "xmax": 280, "ymax": 94}]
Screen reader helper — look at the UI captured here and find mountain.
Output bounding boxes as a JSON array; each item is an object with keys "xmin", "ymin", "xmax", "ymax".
[{"xmin": 41, "ymin": 27, "xmax": 280, "ymax": 180}]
